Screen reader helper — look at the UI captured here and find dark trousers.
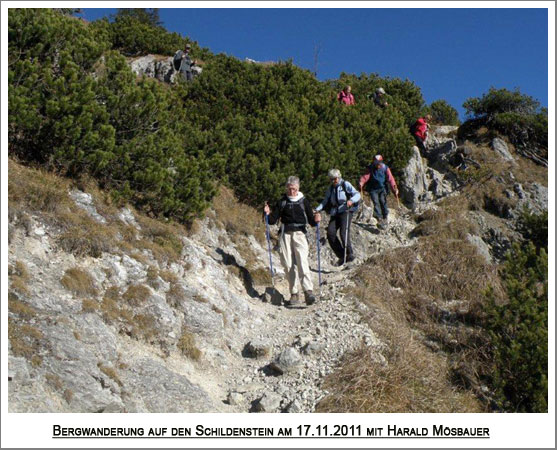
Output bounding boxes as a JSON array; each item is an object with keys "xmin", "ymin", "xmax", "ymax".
[
  {"xmin": 414, "ymin": 135, "xmax": 428, "ymax": 156},
  {"xmin": 327, "ymin": 212, "xmax": 353, "ymax": 260},
  {"xmin": 370, "ymin": 189, "xmax": 388, "ymax": 220}
]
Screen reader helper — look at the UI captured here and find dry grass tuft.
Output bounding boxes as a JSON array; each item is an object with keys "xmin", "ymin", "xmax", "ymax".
[
  {"xmin": 318, "ymin": 334, "xmax": 482, "ymax": 413},
  {"xmin": 8, "ymin": 261, "xmax": 31, "ymax": 295},
  {"xmin": 177, "ymin": 329, "xmax": 201, "ymax": 360},
  {"xmin": 123, "ymin": 284, "xmax": 151, "ymax": 306},
  {"xmin": 8, "ymin": 318, "xmax": 44, "ymax": 366},
  {"xmin": 133, "ymin": 215, "xmax": 184, "ymax": 262},
  {"xmin": 211, "ymin": 186, "xmax": 266, "ymax": 244},
  {"xmin": 8, "ymin": 293, "xmax": 37, "ymax": 320},
  {"xmin": 61, "ymin": 268, "xmax": 98, "ymax": 297},
  {"xmin": 81, "ymin": 298, "xmax": 99, "ymax": 313},
  {"xmin": 98, "ymin": 363, "xmax": 123, "ymax": 386}
]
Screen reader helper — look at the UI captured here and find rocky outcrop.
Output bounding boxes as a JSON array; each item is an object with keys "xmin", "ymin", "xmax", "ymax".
[
  {"xmin": 129, "ymin": 54, "xmax": 202, "ymax": 83},
  {"xmin": 491, "ymin": 137, "xmax": 516, "ymax": 164}
]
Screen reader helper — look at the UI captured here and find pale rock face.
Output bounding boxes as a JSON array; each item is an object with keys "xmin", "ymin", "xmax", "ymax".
[{"xmin": 491, "ymin": 137, "xmax": 516, "ymax": 164}]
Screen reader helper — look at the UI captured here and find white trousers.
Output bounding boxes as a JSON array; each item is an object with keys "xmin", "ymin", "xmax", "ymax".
[{"xmin": 279, "ymin": 230, "xmax": 313, "ymax": 294}]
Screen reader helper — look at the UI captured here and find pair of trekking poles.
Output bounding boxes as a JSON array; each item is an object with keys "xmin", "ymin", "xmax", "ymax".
[{"xmin": 264, "ymin": 209, "xmax": 351, "ymax": 298}]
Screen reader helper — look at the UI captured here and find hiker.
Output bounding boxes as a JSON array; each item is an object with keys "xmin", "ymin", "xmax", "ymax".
[
  {"xmin": 411, "ymin": 114, "xmax": 431, "ymax": 156},
  {"xmin": 359, "ymin": 154, "xmax": 398, "ymax": 230},
  {"xmin": 264, "ymin": 176, "xmax": 319, "ymax": 306},
  {"xmin": 315, "ymin": 169, "xmax": 361, "ymax": 266},
  {"xmin": 337, "ymin": 85, "xmax": 355, "ymax": 105},
  {"xmin": 173, "ymin": 44, "xmax": 196, "ymax": 81},
  {"xmin": 372, "ymin": 87, "xmax": 388, "ymax": 108}
]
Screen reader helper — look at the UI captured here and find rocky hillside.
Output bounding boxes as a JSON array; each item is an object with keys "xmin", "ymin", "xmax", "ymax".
[{"xmin": 7, "ymin": 126, "xmax": 547, "ymax": 413}]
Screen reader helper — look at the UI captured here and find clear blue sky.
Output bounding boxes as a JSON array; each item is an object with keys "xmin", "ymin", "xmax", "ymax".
[{"xmin": 80, "ymin": 7, "xmax": 549, "ymax": 119}]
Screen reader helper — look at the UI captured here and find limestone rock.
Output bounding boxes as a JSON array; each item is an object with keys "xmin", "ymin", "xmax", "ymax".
[
  {"xmin": 254, "ymin": 392, "xmax": 282, "ymax": 412},
  {"xmin": 269, "ymin": 347, "xmax": 302, "ymax": 374},
  {"xmin": 491, "ymin": 138, "xmax": 515, "ymax": 164}
]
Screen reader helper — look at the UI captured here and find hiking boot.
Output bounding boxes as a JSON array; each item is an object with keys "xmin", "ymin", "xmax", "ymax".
[
  {"xmin": 304, "ymin": 291, "xmax": 316, "ymax": 305},
  {"xmin": 345, "ymin": 254, "xmax": 355, "ymax": 263},
  {"xmin": 335, "ymin": 258, "xmax": 345, "ymax": 267},
  {"xmin": 286, "ymin": 293, "xmax": 301, "ymax": 307}
]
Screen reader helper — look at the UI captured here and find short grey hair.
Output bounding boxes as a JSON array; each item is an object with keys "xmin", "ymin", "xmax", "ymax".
[
  {"xmin": 285, "ymin": 176, "xmax": 300, "ymax": 187},
  {"xmin": 328, "ymin": 169, "xmax": 341, "ymax": 179}
]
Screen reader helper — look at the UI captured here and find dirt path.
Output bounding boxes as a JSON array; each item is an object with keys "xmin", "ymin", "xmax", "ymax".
[{"xmin": 190, "ymin": 205, "xmax": 417, "ymax": 412}]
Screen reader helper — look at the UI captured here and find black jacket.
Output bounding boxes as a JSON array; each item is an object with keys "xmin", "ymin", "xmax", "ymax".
[{"xmin": 267, "ymin": 195, "xmax": 317, "ymax": 233}]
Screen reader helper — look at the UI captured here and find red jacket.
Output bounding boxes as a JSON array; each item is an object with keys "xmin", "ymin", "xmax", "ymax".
[
  {"xmin": 337, "ymin": 91, "xmax": 355, "ymax": 105},
  {"xmin": 414, "ymin": 117, "xmax": 428, "ymax": 140}
]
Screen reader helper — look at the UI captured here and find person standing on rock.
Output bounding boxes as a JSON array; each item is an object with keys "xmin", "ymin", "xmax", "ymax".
[
  {"xmin": 315, "ymin": 169, "xmax": 361, "ymax": 266},
  {"xmin": 337, "ymin": 85, "xmax": 355, "ymax": 105},
  {"xmin": 411, "ymin": 114, "xmax": 431, "ymax": 156},
  {"xmin": 264, "ymin": 176, "xmax": 319, "ymax": 307},
  {"xmin": 173, "ymin": 44, "xmax": 196, "ymax": 81},
  {"xmin": 359, "ymin": 155, "xmax": 398, "ymax": 230}
]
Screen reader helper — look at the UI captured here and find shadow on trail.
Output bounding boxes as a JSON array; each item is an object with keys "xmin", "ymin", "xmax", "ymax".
[
  {"xmin": 353, "ymin": 222, "xmax": 380, "ymax": 235},
  {"xmin": 216, "ymin": 248, "xmax": 260, "ymax": 299}
]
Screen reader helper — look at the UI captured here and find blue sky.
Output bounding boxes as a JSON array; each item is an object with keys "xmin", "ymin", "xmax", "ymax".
[{"xmin": 80, "ymin": 7, "xmax": 549, "ymax": 119}]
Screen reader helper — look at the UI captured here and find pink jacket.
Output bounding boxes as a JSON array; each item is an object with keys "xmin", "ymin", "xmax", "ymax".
[
  {"xmin": 337, "ymin": 91, "xmax": 355, "ymax": 105},
  {"xmin": 414, "ymin": 117, "xmax": 428, "ymax": 140}
]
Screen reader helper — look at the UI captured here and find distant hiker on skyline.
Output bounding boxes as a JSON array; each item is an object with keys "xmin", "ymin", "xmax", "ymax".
[
  {"xmin": 173, "ymin": 43, "xmax": 196, "ymax": 81},
  {"xmin": 359, "ymin": 154, "xmax": 398, "ymax": 230},
  {"xmin": 264, "ymin": 176, "xmax": 319, "ymax": 307},
  {"xmin": 411, "ymin": 114, "xmax": 431, "ymax": 156},
  {"xmin": 315, "ymin": 169, "xmax": 360, "ymax": 266},
  {"xmin": 372, "ymin": 87, "xmax": 388, "ymax": 108},
  {"xmin": 337, "ymin": 85, "xmax": 355, "ymax": 105}
]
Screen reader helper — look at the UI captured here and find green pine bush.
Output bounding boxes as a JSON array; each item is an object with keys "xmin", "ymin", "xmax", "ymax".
[
  {"xmin": 8, "ymin": 8, "xmax": 424, "ymax": 221},
  {"xmin": 461, "ymin": 87, "xmax": 547, "ymax": 157},
  {"xmin": 424, "ymin": 99, "xmax": 460, "ymax": 125},
  {"xmin": 484, "ymin": 239, "xmax": 548, "ymax": 412}
]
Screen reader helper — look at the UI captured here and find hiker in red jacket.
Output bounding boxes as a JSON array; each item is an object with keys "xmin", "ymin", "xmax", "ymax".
[
  {"xmin": 337, "ymin": 85, "xmax": 355, "ymax": 105},
  {"xmin": 411, "ymin": 114, "xmax": 431, "ymax": 156}
]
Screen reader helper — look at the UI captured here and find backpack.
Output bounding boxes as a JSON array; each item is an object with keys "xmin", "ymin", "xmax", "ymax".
[
  {"xmin": 409, "ymin": 120, "xmax": 418, "ymax": 136},
  {"xmin": 279, "ymin": 197, "xmax": 308, "ymax": 226},
  {"xmin": 324, "ymin": 181, "xmax": 359, "ymax": 213},
  {"xmin": 173, "ymin": 51, "xmax": 182, "ymax": 71},
  {"xmin": 367, "ymin": 164, "xmax": 391, "ymax": 195}
]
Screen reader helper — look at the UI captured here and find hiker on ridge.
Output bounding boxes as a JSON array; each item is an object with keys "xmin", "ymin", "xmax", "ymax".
[
  {"xmin": 359, "ymin": 154, "xmax": 398, "ymax": 230},
  {"xmin": 315, "ymin": 169, "xmax": 360, "ymax": 266},
  {"xmin": 372, "ymin": 87, "xmax": 388, "ymax": 108},
  {"xmin": 411, "ymin": 114, "xmax": 431, "ymax": 156},
  {"xmin": 337, "ymin": 85, "xmax": 355, "ymax": 105},
  {"xmin": 173, "ymin": 43, "xmax": 196, "ymax": 81},
  {"xmin": 264, "ymin": 176, "xmax": 319, "ymax": 307}
]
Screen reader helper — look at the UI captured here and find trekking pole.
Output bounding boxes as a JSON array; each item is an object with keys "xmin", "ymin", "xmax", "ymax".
[
  {"xmin": 316, "ymin": 222, "xmax": 322, "ymax": 294},
  {"xmin": 264, "ymin": 209, "xmax": 275, "ymax": 291},
  {"xmin": 395, "ymin": 189, "xmax": 401, "ymax": 209},
  {"xmin": 343, "ymin": 211, "xmax": 349, "ymax": 265}
]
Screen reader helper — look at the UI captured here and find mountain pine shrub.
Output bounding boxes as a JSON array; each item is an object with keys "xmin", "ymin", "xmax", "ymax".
[
  {"xmin": 484, "ymin": 241, "xmax": 548, "ymax": 412},
  {"xmin": 461, "ymin": 87, "xmax": 547, "ymax": 157}
]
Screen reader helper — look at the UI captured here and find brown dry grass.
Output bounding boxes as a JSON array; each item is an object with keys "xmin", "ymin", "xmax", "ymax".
[
  {"xmin": 9, "ymin": 261, "xmax": 31, "ymax": 295},
  {"xmin": 8, "ymin": 318, "xmax": 44, "ymax": 366},
  {"xmin": 61, "ymin": 268, "xmax": 98, "ymax": 296},
  {"xmin": 318, "ymin": 332, "xmax": 482, "ymax": 413},
  {"xmin": 81, "ymin": 298, "xmax": 99, "ymax": 313},
  {"xmin": 8, "ymin": 293, "xmax": 37, "ymax": 320},
  {"xmin": 177, "ymin": 329, "xmax": 201, "ymax": 360},
  {"xmin": 320, "ymin": 191, "xmax": 507, "ymax": 412},
  {"xmin": 211, "ymin": 186, "xmax": 266, "ymax": 245},
  {"xmin": 100, "ymin": 285, "xmax": 158, "ymax": 344},
  {"xmin": 98, "ymin": 363, "xmax": 123, "ymax": 386},
  {"xmin": 123, "ymin": 284, "xmax": 151, "ymax": 306}
]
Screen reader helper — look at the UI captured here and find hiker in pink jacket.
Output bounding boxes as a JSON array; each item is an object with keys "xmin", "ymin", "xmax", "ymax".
[
  {"xmin": 337, "ymin": 85, "xmax": 355, "ymax": 105},
  {"xmin": 411, "ymin": 114, "xmax": 431, "ymax": 155}
]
